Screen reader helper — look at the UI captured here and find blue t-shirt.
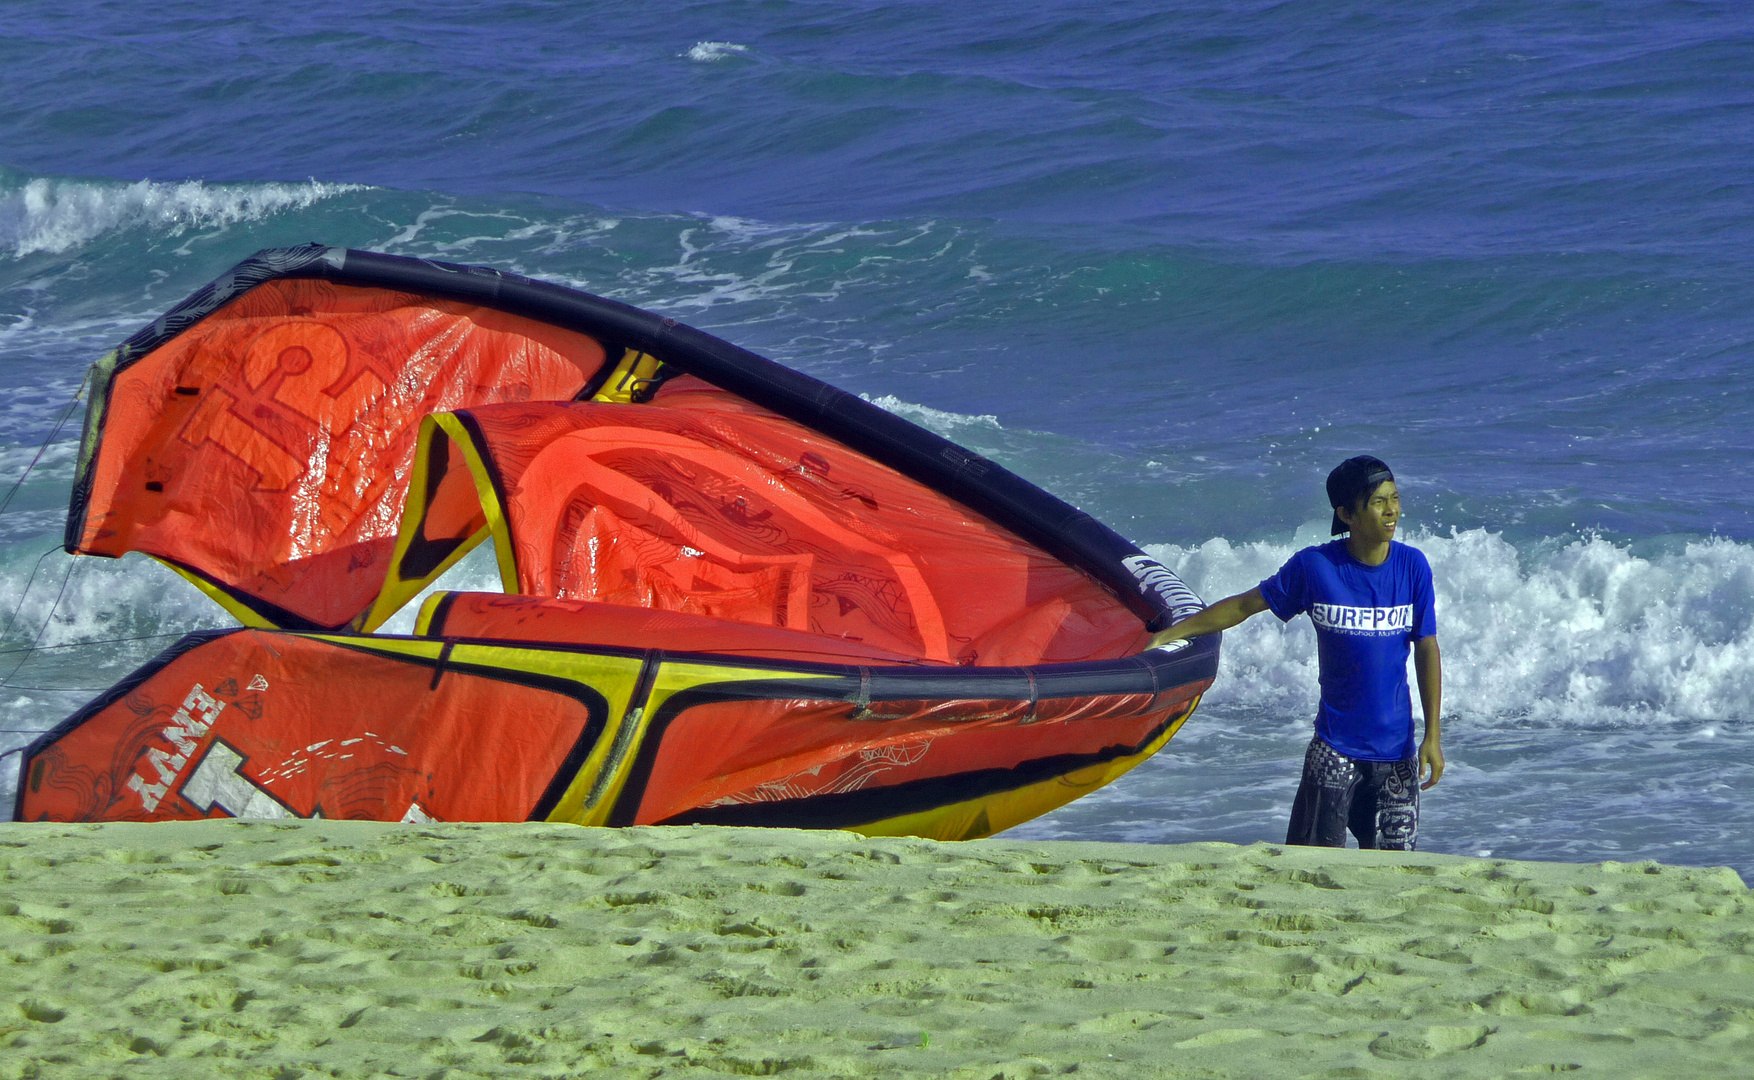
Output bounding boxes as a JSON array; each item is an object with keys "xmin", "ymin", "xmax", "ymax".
[{"xmin": 1258, "ymin": 540, "xmax": 1436, "ymax": 762}]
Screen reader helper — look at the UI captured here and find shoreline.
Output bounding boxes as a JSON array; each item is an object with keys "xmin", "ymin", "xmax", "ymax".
[{"xmin": 3, "ymin": 821, "xmax": 1750, "ymax": 1078}]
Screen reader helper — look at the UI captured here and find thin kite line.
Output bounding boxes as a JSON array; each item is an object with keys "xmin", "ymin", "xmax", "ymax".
[
  {"xmin": 0, "ymin": 687, "xmax": 103, "ymax": 694},
  {"xmin": 0, "ymin": 370, "xmax": 89, "ymax": 522},
  {"xmin": 0, "ymin": 631, "xmax": 188, "ymax": 658},
  {"xmin": 0, "ymin": 544, "xmax": 60, "ymax": 644},
  {"xmin": 0, "ymin": 556, "xmax": 79, "ymax": 689}
]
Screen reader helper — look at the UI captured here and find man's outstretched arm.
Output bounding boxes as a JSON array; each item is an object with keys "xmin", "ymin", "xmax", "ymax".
[
  {"xmin": 1150, "ymin": 586, "xmax": 1270, "ymax": 647},
  {"xmin": 1414, "ymin": 634, "xmax": 1444, "ymax": 789}
]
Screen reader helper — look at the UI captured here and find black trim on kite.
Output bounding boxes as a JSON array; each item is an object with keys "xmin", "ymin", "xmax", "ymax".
[
  {"xmin": 405, "ymin": 624, "xmax": 1218, "ymax": 698},
  {"xmin": 397, "ymin": 434, "xmax": 471, "ymax": 581},
  {"xmin": 576, "ymin": 344, "xmax": 636, "ymax": 402},
  {"xmin": 598, "ymin": 644, "xmax": 1214, "ymax": 830},
  {"xmin": 15, "ymin": 629, "xmax": 617, "ymax": 824},
  {"xmin": 423, "ymin": 591, "xmax": 461, "ymax": 637},
  {"xmin": 528, "ymin": 692, "xmax": 614, "ymax": 823},
  {"xmin": 311, "ymin": 249, "xmax": 1183, "ymax": 627},
  {"xmin": 65, "ymin": 244, "xmax": 345, "ymax": 551},
  {"xmin": 315, "ymin": 637, "xmax": 614, "ymax": 720},
  {"xmin": 602, "ymin": 652, "xmax": 665, "ymax": 827},
  {"xmin": 651, "ymin": 702, "xmax": 1196, "ymax": 830},
  {"xmin": 153, "ymin": 557, "xmax": 338, "ymax": 633},
  {"xmin": 13, "ymin": 628, "xmax": 242, "ymax": 822},
  {"xmin": 311, "ymin": 637, "xmax": 616, "ymax": 821},
  {"xmin": 449, "ymin": 408, "xmax": 516, "ymax": 576},
  {"xmin": 428, "ymin": 641, "xmax": 454, "ymax": 691},
  {"xmin": 68, "ymin": 244, "xmax": 1199, "ymax": 630}
]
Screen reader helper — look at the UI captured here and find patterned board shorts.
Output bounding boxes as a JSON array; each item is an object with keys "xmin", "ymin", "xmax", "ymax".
[{"xmin": 1285, "ymin": 735, "xmax": 1419, "ymax": 850}]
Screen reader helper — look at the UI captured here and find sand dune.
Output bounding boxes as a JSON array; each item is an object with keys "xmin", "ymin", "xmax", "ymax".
[{"xmin": 2, "ymin": 821, "xmax": 1749, "ymax": 1078}]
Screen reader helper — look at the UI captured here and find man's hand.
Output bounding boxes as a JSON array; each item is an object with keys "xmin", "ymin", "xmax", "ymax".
[
  {"xmin": 1418, "ymin": 737, "xmax": 1444, "ymax": 790},
  {"xmin": 1413, "ymin": 635, "xmax": 1442, "ymax": 789}
]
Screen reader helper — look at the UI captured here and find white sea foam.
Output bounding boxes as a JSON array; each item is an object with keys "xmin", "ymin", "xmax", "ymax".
[
  {"xmin": 684, "ymin": 41, "xmax": 749, "ymax": 62},
  {"xmin": 0, "ymin": 177, "xmax": 366, "ymax": 258},
  {"xmin": 361, "ymin": 205, "xmax": 970, "ymax": 347},
  {"xmin": 376, "ymin": 205, "xmax": 623, "ymax": 259},
  {"xmin": 632, "ymin": 216, "xmax": 895, "ymax": 313},
  {"xmin": 0, "ymin": 438, "xmax": 78, "ymax": 484},
  {"xmin": 863, "ymin": 394, "xmax": 1003, "ymax": 434},
  {"xmin": 0, "ymin": 551, "xmax": 228, "ymax": 656},
  {"xmin": 1151, "ymin": 528, "xmax": 1754, "ymax": 727}
]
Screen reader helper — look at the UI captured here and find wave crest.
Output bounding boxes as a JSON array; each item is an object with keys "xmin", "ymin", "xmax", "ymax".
[
  {"xmin": 1152, "ymin": 528, "xmax": 1754, "ymax": 727},
  {"xmin": 864, "ymin": 393, "xmax": 1002, "ymax": 434},
  {"xmin": 0, "ymin": 176, "xmax": 366, "ymax": 258},
  {"xmin": 684, "ymin": 41, "xmax": 749, "ymax": 62}
]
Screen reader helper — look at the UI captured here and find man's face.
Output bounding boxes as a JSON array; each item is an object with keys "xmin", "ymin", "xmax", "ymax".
[{"xmin": 1339, "ymin": 479, "xmax": 1400, "ymax": 544}]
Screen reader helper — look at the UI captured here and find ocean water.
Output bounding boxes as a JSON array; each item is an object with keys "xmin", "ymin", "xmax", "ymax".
[{"xmin": 1, "ymin": 2, "xmax": 1750, "ymax": 879}]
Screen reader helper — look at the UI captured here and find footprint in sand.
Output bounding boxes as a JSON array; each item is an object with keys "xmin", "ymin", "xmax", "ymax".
[{"xmin": 1368, "ymin": 1024, "xmax": 1496, "ymax": 1060}]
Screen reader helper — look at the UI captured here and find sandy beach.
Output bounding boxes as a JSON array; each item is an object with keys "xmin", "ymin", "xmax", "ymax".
[{"xmin": 1, "ymin": 821, "xmax": 1748, "ymax": 1079}]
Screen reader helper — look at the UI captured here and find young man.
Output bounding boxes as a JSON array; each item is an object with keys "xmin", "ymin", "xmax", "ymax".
[{"xmin": 1154, "ymin": 456, "xmax": 1443, "ymax": 850}]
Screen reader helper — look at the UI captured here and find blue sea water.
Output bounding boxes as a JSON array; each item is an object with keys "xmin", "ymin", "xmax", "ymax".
[{"xmin": 0, "ymin": 2, "xmax": 1750, "ymax": 879}]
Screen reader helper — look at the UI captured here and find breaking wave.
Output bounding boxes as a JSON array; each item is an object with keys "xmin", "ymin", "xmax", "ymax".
[
  {"xmin": 0, "ymin": 175, "xmax": 367, "ymax": 258},
  {"xmin": 1153, "ymin": 528, "xmax": 1754, "ymax": 728}
]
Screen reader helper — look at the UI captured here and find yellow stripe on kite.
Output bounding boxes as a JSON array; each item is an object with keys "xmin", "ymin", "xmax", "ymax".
[{"xmin": 851, "ymin": 695, "xmax": 1201, "ymax": 842}]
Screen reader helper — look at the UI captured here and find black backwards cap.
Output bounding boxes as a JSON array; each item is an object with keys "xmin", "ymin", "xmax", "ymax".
[{"xmin": 1327, "ymin": 455, "xmax": 1394, "ymax": 536}]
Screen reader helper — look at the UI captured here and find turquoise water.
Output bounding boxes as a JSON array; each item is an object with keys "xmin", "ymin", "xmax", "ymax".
[{"xmin": 1, "ymin": 2, "xmax": 1750, "ymax": 877}]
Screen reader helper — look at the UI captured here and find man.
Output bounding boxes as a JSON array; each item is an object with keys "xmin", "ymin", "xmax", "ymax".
[{"xmin": 1153, "ymin": 456, "xmax": 1443, "ymax": 850}]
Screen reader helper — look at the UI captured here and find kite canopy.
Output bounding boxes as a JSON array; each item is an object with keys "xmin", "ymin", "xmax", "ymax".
[
  {"xmin": 372, "ymin": 382, "xmax": 1152, "ymax": 665},
  {"xmin": 67, "ymin": 246, "xmax": 1204, "ymax": 639},
  {"xmin": 24, "ymin": 245, "xmax": 1219, "ymax": 837},
  {"xmin": 67, "ymin": 274, "xmax": 606, "ymax": 629}
]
